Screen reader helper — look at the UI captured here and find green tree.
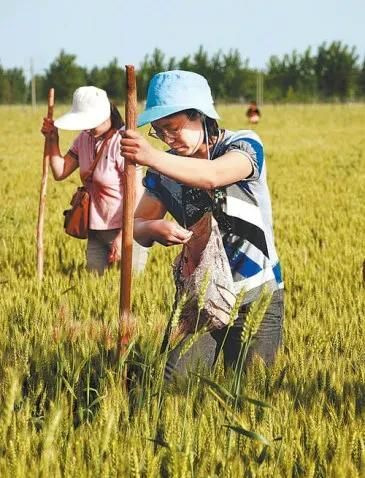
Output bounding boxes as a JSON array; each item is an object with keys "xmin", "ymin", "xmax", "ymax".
[
  {"xmin": 0, "ymin": 65, "xmax": 26, "ymax": 103},
  {"xmin": 2, "ymin": 43, "xmax": 364, "ymax": 104},
  {"xmin": 266, "ymin": 50, "xmax": 309, "ymax": 101},
  {"xmin": 6, "ymin": 68, "xmax": 27, "ymax": 102},
  {"xmin": 266, "ymin": 43, "xmax": 359, "ymax": 102},
  {"xmin": 297, "ymin": 48, "xmax": 317, "ymax": 100},
  {"xmin": 137, "ymin": 48, "xmax": 167, "ymax": 100},
  {"xmin": 88, "ymin": 60, "xmax": 125, "ymax": 102},
  {"xmin": 191, "ymin": 45, "xmax": 211, "ymax": 79},
  {"xmin": 101, "ymin": 59, "xmax": 124, "ymax": 102},
  {"xmin": 25, "ymin": 74, "xmax": 47, "ymax": 103},
  {"xmin": 45, "ymin": 50, "xmax": 87, "ymax": 102},
  {"xmin": 222, "ymin": 50, "xmax": 255, "ymax": 101},
  {"xmin": 0, "ymin": 64, "xmax": 10, "ymax": 103},
  {"xmin": 315, "ymin": 41, "xmax": 359, "ymax": 100},
  {"xmin": 356, "ymin": 57, "xmax": 365, "ymax": 98},
  {"xmin": 178, "ymin": 55, "xmax": 193, "ymax": 72},
  {"xmin": 87, "ymin": 66, "xmax": 108, "ymax": 90},
  {"xmin": 209, "ymin": 51, "xmax": 225, "ymax": 98}
]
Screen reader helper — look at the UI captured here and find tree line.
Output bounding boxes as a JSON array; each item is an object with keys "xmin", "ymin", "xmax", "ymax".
[{"xmin": 1, "ymin": 41, "xmax": 365, "ymax": 104}]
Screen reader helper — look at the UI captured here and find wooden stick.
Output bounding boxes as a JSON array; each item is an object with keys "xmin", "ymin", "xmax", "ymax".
[
  {"xmin": 36, "ymin": 88, "xmax": 55, "ymax": 281},
  {"xmin": 117, "ymin": 66, "xmax": 137, "ymax": 356}
]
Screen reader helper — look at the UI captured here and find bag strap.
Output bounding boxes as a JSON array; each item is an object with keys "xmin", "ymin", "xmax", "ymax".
[{"xmin": 84, "ymin": 128, "xmax": 117, "ymax": 183}]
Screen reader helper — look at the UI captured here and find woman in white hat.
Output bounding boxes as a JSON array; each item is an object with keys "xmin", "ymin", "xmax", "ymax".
[
  {"xmin": 41, "ymin": 86, "xmax": 148, "ymax": 275},
  {"xmin": 121, "ymin": 70, "xmax": 284, "ymax": 381}
]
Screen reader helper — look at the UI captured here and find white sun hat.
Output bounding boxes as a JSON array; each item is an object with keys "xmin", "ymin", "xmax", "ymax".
[{"xmin": 54, "ymin": 86, "xmax": 111, "ymax": 130}]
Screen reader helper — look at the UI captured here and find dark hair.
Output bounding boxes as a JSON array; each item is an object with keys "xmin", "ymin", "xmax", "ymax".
[{"xmin": 110, "ymin": 103, "xmax": 125, "ymax": 129}]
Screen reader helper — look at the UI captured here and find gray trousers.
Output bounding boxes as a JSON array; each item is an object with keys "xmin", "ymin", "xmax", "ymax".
[
  {"xmin": 162, "ymin": 289, "xmax": 284, "ymax": 382},
  {"xmin": 86, "ymin": 229, "xmax": 149, "ymax": 275}
]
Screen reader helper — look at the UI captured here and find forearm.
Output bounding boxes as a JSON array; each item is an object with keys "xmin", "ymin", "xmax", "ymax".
[
  {"xmin": 122, "ymin": 129, "xmax": 252, "ymax": 187},
  {"xmin": 50, "ymin": 157, "xmax": 68, "ymax": 181},
  {"xmin": 48, "ymin": 139, "xmax": 66, "ymax": 180},
  {"xmin": 150, "ymin": 152, "xmax": 216, "ymax": 189},
  {"xmin": 148, "ymin": 151, "xmax": 253, "ymax": 188},
  {"xmin": 49, "ymin": 142, "xmax": 78, "ymax": 181},
  {"xmin": 121, "ymin": 130, "xmax": 250, "ymax": 187},
  {"xmin": 135, "ymin": 166, "xmax": 145, "ymax": 208},
  {"xmin": 133, "ymin": 218, "xmax": 155, "ymax": 247}
]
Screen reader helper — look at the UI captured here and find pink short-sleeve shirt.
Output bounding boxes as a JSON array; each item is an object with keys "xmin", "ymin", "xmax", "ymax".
[{"xmin": 69, "ymin": 130, "xmax": 124, "ymax": 230}]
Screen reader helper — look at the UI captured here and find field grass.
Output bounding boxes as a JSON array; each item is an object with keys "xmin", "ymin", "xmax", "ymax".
[{"xmin": 0, "ymin": 103, "xmax": 364, "ymax": 477}]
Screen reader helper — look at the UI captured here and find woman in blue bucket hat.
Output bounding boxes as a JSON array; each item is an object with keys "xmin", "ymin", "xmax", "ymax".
[{"xmin": 121, "ymin": 70, "xmax": 284, "ymax": 381}]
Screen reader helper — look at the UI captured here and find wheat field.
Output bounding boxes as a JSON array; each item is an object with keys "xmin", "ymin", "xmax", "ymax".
[{"xmin": 0, "ymin": 103, "xmax": 364, "ymax": 477}]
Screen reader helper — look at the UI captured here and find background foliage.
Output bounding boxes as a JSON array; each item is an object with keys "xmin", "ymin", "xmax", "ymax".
[{"xmin": 1, "ymin": 42, "xmax": 365, "ymax": 103}]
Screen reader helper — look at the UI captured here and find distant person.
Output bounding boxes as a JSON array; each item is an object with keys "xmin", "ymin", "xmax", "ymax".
[
  {"xmin": 246, "ymin": 100, "xmax": 261, "ymax": 124},
  {"xmin": 41, "ymin": 86, "xmax": 148, "ymax": 275}
]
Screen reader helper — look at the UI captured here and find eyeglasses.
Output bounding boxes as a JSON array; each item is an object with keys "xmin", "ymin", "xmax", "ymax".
[{"xmin": 148, "ymin": 114, "xmax": 192, "ymax": 140}]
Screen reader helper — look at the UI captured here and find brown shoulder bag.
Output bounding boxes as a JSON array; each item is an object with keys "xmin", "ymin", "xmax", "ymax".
[{"xmin": 63, "ymin": 130, "xmax": 115, "ymax": 239}]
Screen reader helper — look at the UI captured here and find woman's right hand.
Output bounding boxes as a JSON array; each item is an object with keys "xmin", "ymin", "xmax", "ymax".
[
  {"xmin": 148, "ymin": 219, "xmax": 193, "ymax": 247},
  {"xmin": 41, "ymin": 118, "xmax": 59, "ymax": 142}
]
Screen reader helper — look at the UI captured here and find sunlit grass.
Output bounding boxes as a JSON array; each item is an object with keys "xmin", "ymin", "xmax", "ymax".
[{"xmin": 0, "ymin": 104, "xmax": 364, "ymax": 476}]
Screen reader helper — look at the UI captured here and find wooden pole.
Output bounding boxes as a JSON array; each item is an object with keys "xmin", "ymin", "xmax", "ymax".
[
  {"xmin": 117, "ymin": 66, "xmax": 137, "ymax": 356},
  {"xmin": 36, "ymin": 88, "xmax": 54, "ymax": 281}
]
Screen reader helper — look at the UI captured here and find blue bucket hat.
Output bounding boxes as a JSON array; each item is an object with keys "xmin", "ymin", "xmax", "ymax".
[{"xmin": 137, "ymin": 70, "xmax": 219, "ymax": 127}]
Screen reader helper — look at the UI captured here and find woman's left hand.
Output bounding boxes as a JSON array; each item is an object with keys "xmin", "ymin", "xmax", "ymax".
[
  {"xmin": 120, "ymin": 129, "xmax": 159, "ymax": 167},
  {"xmin": 108, "ymin": 235, "xmax": 122, "ymax": 264}
]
